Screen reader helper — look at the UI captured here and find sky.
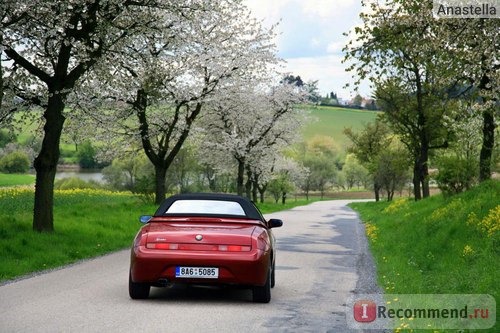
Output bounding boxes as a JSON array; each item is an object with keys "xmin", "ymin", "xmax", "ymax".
[{"xmin": 244, "ymin": 0, "xmax": 370, "ymax": 100}]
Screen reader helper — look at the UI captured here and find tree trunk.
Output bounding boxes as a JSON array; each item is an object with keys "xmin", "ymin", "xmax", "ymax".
[
  {"xmin": 251, "ymin": 179, "xmax": 258, "ymax": 203},
  {"xmin": 245, "ymin": 169, "xmax": 252, "ymax": 200},
  {"xmin": 0, "ymin": 33, "xmax": 3, "ymax": 111},
  {"xmin": 205, "ymin": 167, "xmax": 217, "ymax": 192},
  {"xmin": 256, "ymin": 178, "xmax": 267, "ymax": 203},
  {"xmin": 420, "ymin": 147, "xmax": 430, "ymax": 198},
  {"xmin": 373, "ymin": 180, "xmax": 381, "ymax": 202},
  {"xmin": 236, "ymin": 158, "xmax": 245, "ymax": 196},
  {"xmin": 479, "ymin": 109, "xmax": 495, "ymax": 181},
  {"xmin": 259, "ymin": 188, "xmax": 265, "ymax": 203},
  {"xmin": 33, "ymin": 95, "xmax": 66, "ymax": 232},
  {"xmin": 412, "ymin": 162, "xmax": 422, "ymax": 200},
  {"xmin": 414, "ymin": 67, "xmax": 429, "ymax": 199},
  {"xmin": 411, "ymin": 143, "xmax": 430, "ymax": 200},
  {"xmin": 281, "ymin": 192, "xmax": 286, "ymax": 205},
  {"xmin": 154, "ymin": 164, "xmax": 167, "ymax": 205}
]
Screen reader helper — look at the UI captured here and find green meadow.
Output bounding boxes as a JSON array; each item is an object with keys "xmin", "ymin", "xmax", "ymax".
[{"xmin": 301, "ymin": 105, "xmax": 379, "ymax": 148}]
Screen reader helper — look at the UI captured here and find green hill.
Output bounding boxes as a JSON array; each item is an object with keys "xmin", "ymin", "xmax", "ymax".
[{"xmin": 301, "ymin": 105, "xmax": 379, "ymax": 148}]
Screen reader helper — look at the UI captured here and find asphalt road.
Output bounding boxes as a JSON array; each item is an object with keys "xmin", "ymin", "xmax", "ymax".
[{"xmin": 0, "ymin": 200, "xmax": 381, "ymax": 333}]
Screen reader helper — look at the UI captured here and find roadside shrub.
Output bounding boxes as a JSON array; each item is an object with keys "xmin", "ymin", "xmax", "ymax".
[
  {"xmin": 435, "ymin": 155, "xmax": 477, "ymax": 196},
  {"xmin": 0, "ymin": 150, "xmax": 31, "ymax": 173}
]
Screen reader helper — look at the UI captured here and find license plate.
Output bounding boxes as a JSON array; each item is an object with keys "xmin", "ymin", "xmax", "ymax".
[{"xmin": 175, "ymin": 266, "xmax": 219, "ymax": 279}]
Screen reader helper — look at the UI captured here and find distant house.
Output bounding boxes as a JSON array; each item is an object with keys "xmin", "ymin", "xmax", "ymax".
[{"xmin": 337, "ymin": 98, "xmax": 349, "ymax": 106}]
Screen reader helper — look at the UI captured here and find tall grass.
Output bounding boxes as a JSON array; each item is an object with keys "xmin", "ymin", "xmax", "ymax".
[{"xmin": 350, "ymin": 180, "xmax": 499, "ymax": 333}]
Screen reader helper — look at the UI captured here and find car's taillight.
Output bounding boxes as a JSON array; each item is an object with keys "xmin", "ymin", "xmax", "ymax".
[
  {"xmin": 146, "ymin": 243, "xmax": 175, "ymax": 250},
  {"xmin": 146, "ymin": 243, "xmax": 251, "ymax": 251},
  {"xmin": 218, "ymin": 245, "xmax": 251, "ymax": 252}
]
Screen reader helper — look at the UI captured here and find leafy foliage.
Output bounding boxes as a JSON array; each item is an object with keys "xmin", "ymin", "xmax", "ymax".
[
  {"xmin": 76, "ymin": 141, "xmax": 97, "ymax": 169},
  {"xmin": 374, "ymin": 146, "xmax": 411, "ymax": 201},
  {"xmin": 435, "ymin": 155, "xmax": 477, "ymax": 196},
  {"xmin": 343, "ymin": 0, "xmax": 498, "ymax": 192},
  {"xmin": 344, "ymin": 118, "xmax": 393, "ymax": 200}
]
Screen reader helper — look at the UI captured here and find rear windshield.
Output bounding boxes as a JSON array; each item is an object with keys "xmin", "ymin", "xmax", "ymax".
[{"xmin": 165, "ymin": 200, "xmax": 246, "ymax": 216}]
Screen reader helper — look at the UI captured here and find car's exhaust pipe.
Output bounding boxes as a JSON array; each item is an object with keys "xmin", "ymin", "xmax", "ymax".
[{"xmin": 157, "ymin": 278, "xmax": 170, "ymax": 287}]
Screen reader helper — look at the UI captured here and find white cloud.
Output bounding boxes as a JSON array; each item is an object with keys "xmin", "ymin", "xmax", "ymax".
[
  {"xmin": 284, "ymin": 55, "xmax": 372, "ymax": 99},
  {"xmin": 243, "ymin": 0, "xmax": 372, "ymax": 98},
  {"xmin": 326, "ymin": 41, "xmax": 345, "ymax": 54},
  {"xmin": 301, "ymin": 0, "xmax": 358, "ymax": 19},
  {"xmin": 244, "ymin": 0, "xmax": 290, "ymax": 25},
  {"xmin": 310, "ymin": 37, "xmax": 321, "ymax": 48}
]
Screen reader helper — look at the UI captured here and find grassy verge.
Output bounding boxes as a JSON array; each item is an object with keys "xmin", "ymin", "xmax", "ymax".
[
  {"xmin": 0, "ymin": 173, "xmax": 35, "ymax": 187},
  {"xmin": 0, "ymin": 187, "xmax": 157, "ymax": 282},
  {"xmin": 0, "ymin": 188, "xmax": 317, "ymax": 283},
  {"xmin": 350, "ymin": 180, "xmax": 499, "ymax": 333}
]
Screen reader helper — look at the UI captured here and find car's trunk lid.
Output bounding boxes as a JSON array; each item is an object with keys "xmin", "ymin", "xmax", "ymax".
[{"xmin": 145, "ymin": 217, "xmax": 257, "ymax": 246}]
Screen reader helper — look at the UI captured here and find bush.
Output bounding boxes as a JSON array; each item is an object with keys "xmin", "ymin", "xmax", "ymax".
[
  {"xmin": 77, "ymin": 141, "xmax": 97, "ymax": 169},
  {"xmin": 0, "ymin": 150, "xmax": 31, "ymax": 173},
  {"xmin": 133, "ymin": 175, "xmax": 155, "ymax": 202},
  {"xmin": 435, "ymin": 155, "xmax": 477, "ymax": 196}
]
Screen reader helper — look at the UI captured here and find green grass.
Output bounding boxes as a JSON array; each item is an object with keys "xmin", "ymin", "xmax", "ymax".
[
  {"xmin": 350, "ymin": 180, "xmax": 499, "ymax": 332},
  {"xmin": 301, "ymin": 105, "xmax": 379, "ymax": 148},
  {"xmin": 0, "ymin": 173, "xmax": 35, "ymax": 187},
  {"xmin": 0, "ymin": 188, "xmax": 317, "ymax": 283},
  {"xmin": 0, "ymin": 188, "xmax": 157, "ymax": 282}
]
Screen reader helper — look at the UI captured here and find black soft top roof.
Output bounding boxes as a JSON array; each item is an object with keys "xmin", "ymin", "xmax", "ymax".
[{"xmin": 154, "ymin": 193, "xmax": 264, "ymax": 221}]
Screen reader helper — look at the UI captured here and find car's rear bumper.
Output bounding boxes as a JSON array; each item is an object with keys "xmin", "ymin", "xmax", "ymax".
[{"xmin": 130, "ymin": 246, "xmax": 270, "ymax": 286}]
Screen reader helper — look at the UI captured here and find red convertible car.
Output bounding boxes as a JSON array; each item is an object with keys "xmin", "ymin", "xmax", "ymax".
[{"xmin": 129, "ymin": 193, "xmax": 283, "ymax": 303}]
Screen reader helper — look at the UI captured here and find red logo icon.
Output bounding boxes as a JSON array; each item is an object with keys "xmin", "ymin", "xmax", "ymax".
[{"xmin": 353, "ymin": 300, "xmax": 377, "ymax": 322}]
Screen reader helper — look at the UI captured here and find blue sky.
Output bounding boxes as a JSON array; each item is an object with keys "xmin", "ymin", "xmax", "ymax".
[{"xmin": 245, "ymin": 0, "xmax": 371, "ymax": 100}]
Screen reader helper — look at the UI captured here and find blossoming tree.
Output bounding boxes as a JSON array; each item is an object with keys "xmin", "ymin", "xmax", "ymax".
[
  {"xmin": 200, "ymin": 78, "xmax": 306, "ymax": 197},
  {"xmin": 75, "ymin": 0, "xmax": 278, "ymax": 204},
  {"xmin": 1, "ymin": 0, "xmax": 174, "ymax": 231}
]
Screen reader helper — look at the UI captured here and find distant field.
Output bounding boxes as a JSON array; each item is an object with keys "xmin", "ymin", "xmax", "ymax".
[{"xmin": 301, "ymin": 105, "xmax": 379, "ymax": 148}]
